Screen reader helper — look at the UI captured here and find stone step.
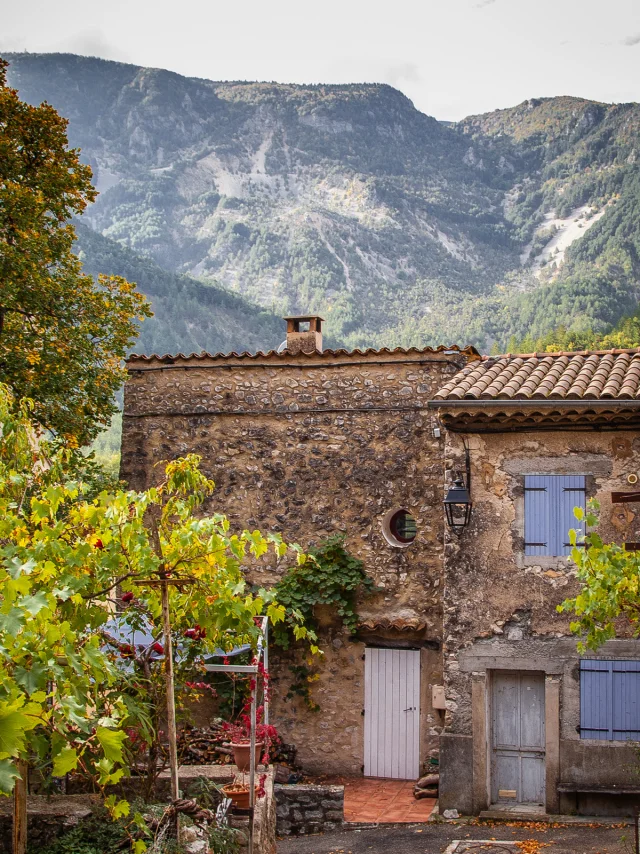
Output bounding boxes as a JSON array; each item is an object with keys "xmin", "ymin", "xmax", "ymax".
[{"xmin": 479, "ymin": 809, "xmax": 632, "ymax": 825}]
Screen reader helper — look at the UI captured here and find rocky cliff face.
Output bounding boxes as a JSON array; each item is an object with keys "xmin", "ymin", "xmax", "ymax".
[{"xmin": 6, "ymin": 53, "xmax": 640, "ymax": 353}]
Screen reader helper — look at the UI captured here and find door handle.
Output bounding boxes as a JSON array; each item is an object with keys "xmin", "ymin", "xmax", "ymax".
[{"xmin": 403, "ymin": 707, "xmax": 415, "ymax": 712}]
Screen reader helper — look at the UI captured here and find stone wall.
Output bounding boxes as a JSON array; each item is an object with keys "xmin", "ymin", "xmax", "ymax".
[
  {"xmin": 0, "ymin": 795, "xmax": 99, "ymax": 853},
  {"xmin": 274, "ymin": 783, "xmax": 344, "ymax": 835},
  {"xmin": 440, "ymin": 429, "xmax": 640, "ymax": 813},
  {"xmin": 231, "ymin": 769, "xmax": 277, "ymax": 854},
  {"xmin": 122, "ymin": 348, "xmax": 466, "ymax": 774}
]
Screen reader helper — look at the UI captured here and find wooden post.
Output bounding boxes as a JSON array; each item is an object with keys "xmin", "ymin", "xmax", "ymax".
[
  {"xmin": 149, "ymin": 518, "xmax": 180, "ymax": 813},
  {"xmin": 13, "ymin": 760, "xmax": 27, "ymax": 854},
  {"xmin": 160, "ymin": 575, "xmax": 180, "ymax": 806}
]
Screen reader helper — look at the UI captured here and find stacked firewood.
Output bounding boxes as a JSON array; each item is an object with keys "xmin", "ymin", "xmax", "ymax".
[
  {"xmin": 413, "ymin": 772, "xmax": 439, "ymax": 799},
  {"xmin": 175, "ymin": 724, "xmax": 299, "ymax": 769},
  {"xmin": 177, "ymin": 724, "xmax": 232, "ymax": 765}
]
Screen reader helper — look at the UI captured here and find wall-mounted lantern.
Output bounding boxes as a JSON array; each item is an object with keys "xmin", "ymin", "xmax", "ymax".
[
  {"xmin": 444, "ymin": 441, "xmax": 472, "ymax": 531},
  {"xmin": 444, "ymin": 477, "xmax": 472, "ymax": 530}
]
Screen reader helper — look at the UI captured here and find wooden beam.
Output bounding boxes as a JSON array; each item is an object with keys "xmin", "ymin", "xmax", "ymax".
[{"xmin": 611, "ymin": 492, "xmax": 640, "ymax": 504}]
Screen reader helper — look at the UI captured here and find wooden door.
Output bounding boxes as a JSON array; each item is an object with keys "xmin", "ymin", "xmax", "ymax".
[
  {"xmin": 364, "ymin": 648, "xmax": 420, "ymax": 779},
  {"xmin": 491, "ymin": 672, "xmax": 545, "ymax": 805}
]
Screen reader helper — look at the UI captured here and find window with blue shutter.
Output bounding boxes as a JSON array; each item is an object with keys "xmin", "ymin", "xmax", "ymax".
[
  {"xmin": 580, "ymin": 660, "xmax": 640, "ymax": 740},
  {"xmin": 524, "ymin": 475, "xmax": 586, "ymax": 556}
]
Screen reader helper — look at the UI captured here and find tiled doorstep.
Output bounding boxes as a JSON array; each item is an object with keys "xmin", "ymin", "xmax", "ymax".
[{"xmin": 343, "ymin": 777, "xmax": 436, "ymax": 824}]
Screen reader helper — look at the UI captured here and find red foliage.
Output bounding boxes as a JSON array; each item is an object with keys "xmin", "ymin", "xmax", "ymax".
[{"xmin": 223, "ymin": 705, "xmax": 280, "ymax": 747}]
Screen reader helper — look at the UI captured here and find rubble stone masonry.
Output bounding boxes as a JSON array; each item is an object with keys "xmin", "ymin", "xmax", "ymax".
[
  {"xmin": 122, "ymin": 349, "xmax": 465, "ymax": 774},
  {"xmin": 439, "ymin": 429, "xmax": 640, "ymax": 814}
]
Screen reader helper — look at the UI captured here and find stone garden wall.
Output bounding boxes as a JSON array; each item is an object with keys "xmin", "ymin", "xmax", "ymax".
[
  {"xmin": 0, "ymin": 795, "xmax": 99, "ymax": 853},
  {"xmin": 275, "ymin": 783, "xmax": 344, "ymax": 835}
]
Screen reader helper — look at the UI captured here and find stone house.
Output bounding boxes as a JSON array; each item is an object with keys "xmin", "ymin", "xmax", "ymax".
[
  {"xmin": 432, "ymin": 352, "xmax": 640, "ymax": 816},
  {"xmin": 121, "ymin": 317, "xmax": 640, "ymax": 816}
]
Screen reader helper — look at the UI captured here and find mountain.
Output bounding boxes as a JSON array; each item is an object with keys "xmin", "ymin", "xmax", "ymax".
[
  {"xmin": 74, "ymin": 223, "xmax": 285, "ymax": 355},
  {"xmin": 5, "ymin": 53, "xmax": 640, "ymax": 353}
]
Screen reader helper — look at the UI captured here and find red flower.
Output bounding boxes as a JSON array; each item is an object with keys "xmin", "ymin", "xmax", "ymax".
[
  {"xmin": 185, "ymin": 625, "xmax": 207, "ymax": 640},
  {"xmin": 257, "ymin": 773, "xmax": 267, "ymax": 799},
  {"xmin": 121, "ymin": 592, "xmax": 134, "ymax": 603},
  {"xmin": 151, "ymin": 642, "xmax": 164, "ymax": 654}
]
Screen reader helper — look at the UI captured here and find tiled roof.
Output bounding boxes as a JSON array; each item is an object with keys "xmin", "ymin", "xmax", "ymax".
[
  {"xmin": 127, "ymin": 344, "xmax": 480, "ymax": 365},
  {"xmin": 433, "ymin": 349, "xmax": 640, "ymax": 402},
  {"xmin": 358, "ymin": 616, "xmax": 428, "ymax": 632}
]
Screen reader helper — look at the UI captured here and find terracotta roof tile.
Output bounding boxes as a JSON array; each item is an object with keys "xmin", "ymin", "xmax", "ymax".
[
  {"xmin": 433, "ymin": 348, "xmax": 640, "ymax": 403},
  {"xmin": 358, "ymin": 617, "xmax": 427, "ymax": 632},
  {"xmin": 127, "ymin": 344, "xmax": 480, "ymax": 366}
]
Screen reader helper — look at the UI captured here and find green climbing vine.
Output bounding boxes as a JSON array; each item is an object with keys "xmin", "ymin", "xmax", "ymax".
[{"xmin": 271, "ymin": 534, "xmax": 374, "ymax": 709}]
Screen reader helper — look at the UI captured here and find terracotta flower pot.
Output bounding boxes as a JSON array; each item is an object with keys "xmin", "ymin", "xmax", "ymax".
[
  {"xmin": 222, "ymin": 783, "xmax": 257, "ymax": 810},
  {"xmin": 231, "ymin": 741, "xmax": 264, "ymax": 772}
]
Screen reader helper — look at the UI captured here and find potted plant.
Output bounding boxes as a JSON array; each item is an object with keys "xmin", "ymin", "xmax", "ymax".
[
  {"xmin": 223, "ymin": 705, "xmax": 279, "ymax": 771},
  {"xmin": 222, "ymin": 772, "xmax": 267, "ymax": 810},
  {"xmin": 221, "ymin": 779, "xmax": 253, "ymax": 810}
]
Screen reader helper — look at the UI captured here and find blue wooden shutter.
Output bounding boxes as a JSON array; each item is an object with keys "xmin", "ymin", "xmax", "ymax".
[
  {"xmin": 524, "ymin": 476, "xmax": 551, "ymax": 556},
  {"xmin": 555, "ymin": 475, "xmax": 586, "ymax": 556},
  {"xmin": 580, "ymin": 660, "xmax": 612, "ymax": 739},
  {"xmin": 581, "ymin": 660, "xmax": 640, "ymax": 740},
  {"xmin": 612, "ymin": 661, "xmax": 640, "ymax": 740}
]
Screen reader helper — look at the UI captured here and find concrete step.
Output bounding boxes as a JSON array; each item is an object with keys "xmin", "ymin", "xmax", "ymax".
[{"xmin": 479, "ymin": 809, "xmax": 632, "ymax": 825}]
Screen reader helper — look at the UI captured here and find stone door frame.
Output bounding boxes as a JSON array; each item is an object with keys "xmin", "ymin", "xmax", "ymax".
[{"xmin": 471, "ymin": 667, "xmax": 560, "ymax": 813}]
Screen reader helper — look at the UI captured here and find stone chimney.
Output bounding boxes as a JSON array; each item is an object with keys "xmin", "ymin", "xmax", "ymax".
[{"xmin": 284, "ymin": 315, "xmax": 324, "ymax": 355}]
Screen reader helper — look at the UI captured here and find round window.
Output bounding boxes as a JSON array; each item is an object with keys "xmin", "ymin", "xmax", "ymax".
[{"xmin": 382, "ymin": 508, "xmax": 417, "ymax": 548}]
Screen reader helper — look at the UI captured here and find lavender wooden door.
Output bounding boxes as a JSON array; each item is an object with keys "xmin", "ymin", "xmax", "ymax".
[
  {"xmin": 364, "ymin": 648, "xmax": 420, "ymax": 779},
  {"xmin": 491, "ymin": 672, "xmax": 545, "ymax": 805}
]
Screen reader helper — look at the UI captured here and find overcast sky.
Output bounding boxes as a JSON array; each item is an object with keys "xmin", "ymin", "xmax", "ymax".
[{"xmin": 2, "ymin": 0, "xmax": 640, "ymax": 120}]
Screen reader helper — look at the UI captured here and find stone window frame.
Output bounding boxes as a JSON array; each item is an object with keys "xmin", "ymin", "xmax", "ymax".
[{"xmin": 505, "ymin": 457, "xmax": 601, "ymax": 570}]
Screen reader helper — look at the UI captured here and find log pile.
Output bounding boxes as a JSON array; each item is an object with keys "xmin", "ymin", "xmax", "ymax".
[
  {"xmin": 177, "ymin": 725, "xmax": 232, "ymax": 765},
  {"xmin": 413, "ymin": 772, "xmax": 439, "ymax": 800},
  {"xmin": 175, "ymin": 725, "xmax": 298, "ymax": 769}
]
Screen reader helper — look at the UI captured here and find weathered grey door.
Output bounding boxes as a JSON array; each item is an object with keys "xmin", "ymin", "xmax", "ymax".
[{"xmin": 491, "ymin": 672, "xmax": 545, "ymax": 805}]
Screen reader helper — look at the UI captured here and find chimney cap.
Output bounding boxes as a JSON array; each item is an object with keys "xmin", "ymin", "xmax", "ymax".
[{"xmin": 283, "ymin": 314, "xmax": 325, "ymax": 322}]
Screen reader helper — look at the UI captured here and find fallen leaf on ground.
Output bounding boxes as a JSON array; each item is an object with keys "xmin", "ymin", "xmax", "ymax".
[{"xmin": 515, "ymin": 841, "xmax": 551, "ymax": 854}]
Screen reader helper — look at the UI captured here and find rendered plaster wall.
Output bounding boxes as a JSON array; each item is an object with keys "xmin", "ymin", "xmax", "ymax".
[
  {"xmin": 440, "ymin": 429, "xmax": 640, "ymax": 811},
  {"xmin": 122, "ymin": 350, "xmax": 462, "ymax": 774}
]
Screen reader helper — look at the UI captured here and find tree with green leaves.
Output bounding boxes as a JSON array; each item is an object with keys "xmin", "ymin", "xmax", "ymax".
[
  {"xmin": 559, "ymin": 501, "xmax": 640, "ymax": 650},
  {"xmin": 0, "ymin": 382, "xmax": 307, "ymax": 850},
  {"xmin": 0, "ymin": 57, "xmax": 151, "ymax": 445}
]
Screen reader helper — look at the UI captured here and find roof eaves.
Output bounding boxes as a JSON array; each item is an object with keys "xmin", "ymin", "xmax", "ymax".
[{"xmin": 127, "ymin": 344, "xmax": 481, "ymax": 365}]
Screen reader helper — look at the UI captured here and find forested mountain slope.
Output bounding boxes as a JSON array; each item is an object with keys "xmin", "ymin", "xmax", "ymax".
[
  {"xmin": 74, "ymin": 223, "xmax": 285, "ymax": 355},
  {"xmin": 6, "ymin": 53, "xmax": 640, "ymax": 353}
]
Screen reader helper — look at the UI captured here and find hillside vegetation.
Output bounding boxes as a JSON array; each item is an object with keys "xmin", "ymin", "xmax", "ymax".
[
  {"xmin": 74, "ymin": 223, "xmax": 285, "ymax": 355},
  {"xmin": 6, "ymin": 54, "xmax": 640, "ymax": 354}
]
